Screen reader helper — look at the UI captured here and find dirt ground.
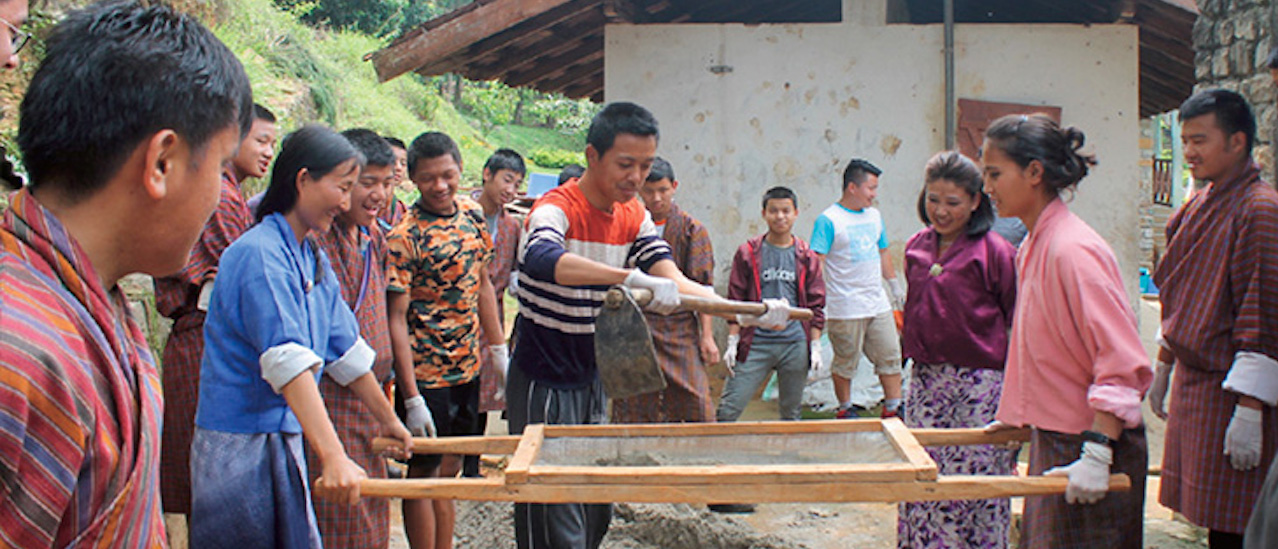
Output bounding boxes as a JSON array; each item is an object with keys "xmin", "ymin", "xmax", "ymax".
[{"xmin": 383, "ymin": 395, "xmax": 1209, "ymax": 549}]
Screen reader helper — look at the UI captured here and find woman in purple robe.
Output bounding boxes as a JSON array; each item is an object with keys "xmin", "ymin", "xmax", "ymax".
[{"xmin": 896, "ymin": 151, "xmax": 1019, "ymax": 548}]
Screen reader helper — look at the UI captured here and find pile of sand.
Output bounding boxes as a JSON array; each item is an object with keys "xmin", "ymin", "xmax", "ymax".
[{"xmin": 452, "ymin": 501, "xmax": 805, "ymax": 548}]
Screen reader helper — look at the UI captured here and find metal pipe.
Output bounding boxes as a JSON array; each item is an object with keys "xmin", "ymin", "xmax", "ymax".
[{"xmin": 944, "ymin": 0, "xmax": 955, "ymax": 150}]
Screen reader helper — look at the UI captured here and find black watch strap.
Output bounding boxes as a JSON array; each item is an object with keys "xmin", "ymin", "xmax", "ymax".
[{"xmin": 1081, "ymin": 430, "xmax": 1114, "ymax": 447}]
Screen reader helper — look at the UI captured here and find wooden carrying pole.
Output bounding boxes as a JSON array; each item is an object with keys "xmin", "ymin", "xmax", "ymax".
[{"xmin": 359, "ymin": 475, "xmax": 1133, "ymax": 503}]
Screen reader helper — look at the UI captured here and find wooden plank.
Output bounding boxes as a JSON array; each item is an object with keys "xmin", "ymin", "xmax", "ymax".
[
  {"xmin": 536, "ymin": 58, "xmax": 603, "ymax": 94},
  {"xmin": 372, "ymin": 435, "xmax": 521, "ymax": 456},
  {"xmin": 371, "ymin": 0, "xmax": 579, "ymax": 82},
  {"xmin": 455, "ymin": 0, "xmax": 602, "ymax": 77},
  {"xmin": 504, "ymin": 424, "xmax": 545, "ymax": 484},
  {"xmin": 881, "ymin": 418, "xmax": 938, "ymax": 481},
  {"xmin": 506, "ymin": 40, "xmax": 605, "ymax": 87},
  {"xmin": 529, "ymin": 463, "xmax": 923, "ymax": 485},
  {"xmin": 468, "ymin": 28, "xmax": 600, "ymax": 81},
  {"xmin": 541, "ymin": 419, "xmax": 883, "ymax": 438},
  {"xmin": 912, "ymin": 427, "xmax": 1030, "ymax": 447},
  {"xmin": 359, "ymin": 474, "xmax": 1133, "ymax": 503}
]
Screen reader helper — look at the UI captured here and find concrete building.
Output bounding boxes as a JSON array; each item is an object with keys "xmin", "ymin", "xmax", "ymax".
[{"xmin": 374, "ymin": 0, "xmax": 1195, "ymax": 295}]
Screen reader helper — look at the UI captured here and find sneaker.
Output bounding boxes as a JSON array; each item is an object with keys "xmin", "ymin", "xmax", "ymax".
[
  {"xmin": 835, "ymin": 404, "xmax": 869, "ymax": 419},
  {"xmin": 708, "ymin": 503, "xmax": 757, "ymax": 513},
  {"xmin": 880, "ymin": 407, "xmax": 899, "ymax": 419}
]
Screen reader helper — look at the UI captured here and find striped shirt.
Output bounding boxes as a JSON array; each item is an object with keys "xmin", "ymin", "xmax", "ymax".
[
  {"xmin": 0, "ymin": 189, "xmax": 165, "ymax": 547},
  {"xmin": 513, "ymin": 181, "xmax": 672, "ymax": 388}
]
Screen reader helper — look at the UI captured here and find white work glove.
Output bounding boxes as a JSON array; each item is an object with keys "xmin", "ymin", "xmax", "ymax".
[
  {"xmin": 507, "ymin": 271, "xmax": 520, "ymax": 298},
  {"xmin": 403, "ymin": 395, "xmax": 437, "ymax": 438},
  {"xmin": 1225, "ymin": 405, "xmax": 1263, "ymax": 471},
  {"xmin": 723, "ymin": 334, "xmax": 740, "ymax": 377},
  {"xmin": 490, "ymin": 344, "xmax": 510, "ymax": 401},
  {"xmin": 196, "ymin": 279, "xmax": 215, "ymax": 312},
  {"xmin": 1148, "ymin": 359, "xmax": 1173, "ymax": 420},
  {"xmin": 807, "ymin": 339, "xmax": 828, "ymax": 384},
  {"xmin": 887, "ymin": 278, "xmax": 906, "ymax": 311},
  {"xmin": 1045, "ymin": 441, "xmax": 1113, "ymax": 505},
  {"xmin": 738, "ymin": 298, "xmax": 790, "ymax": 330},
  {"xmin": 623, "ymin": 269, "xmax": 680, "ymax": 315}
]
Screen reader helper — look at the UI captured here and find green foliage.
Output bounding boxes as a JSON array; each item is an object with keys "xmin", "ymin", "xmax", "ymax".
[
  {"xmin": 489, "ymin": 125, "xmax": 584, "ymax": 157},
  {"xmin": 457, "ymin": 80, "xmax": 600, "ymax": 135},
  {"xmin": 527, "ymin": 149, "xmax": 586, "ymax": 170},
  {"xmin": 272, "ymin": 0, "xmax": 463, "ymax": 38},
  {"xmin": 0, "ymin": 0, "xmax": 592, "ymax": 190}
]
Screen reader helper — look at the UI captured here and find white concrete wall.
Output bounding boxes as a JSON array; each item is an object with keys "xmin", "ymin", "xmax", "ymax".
[{"xmin": 604, "ymin": 14, "xmax": 1142, "ymax": 297}]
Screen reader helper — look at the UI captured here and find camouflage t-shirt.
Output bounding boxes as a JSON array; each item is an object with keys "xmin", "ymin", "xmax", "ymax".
[{"xmin": 386, "ymin": 196, "xmax": 494, "ymax": 387}]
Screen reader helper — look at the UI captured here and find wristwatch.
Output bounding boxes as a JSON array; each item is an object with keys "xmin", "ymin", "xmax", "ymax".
[{"xmin": 1081, "ymin": 430, "xmax": 1114, "ymax": 447}]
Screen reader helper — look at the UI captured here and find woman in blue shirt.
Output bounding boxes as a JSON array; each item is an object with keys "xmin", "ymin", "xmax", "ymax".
[{"xmin": 190, "ymin": 125, "xmax": 412, "ymax": 548}]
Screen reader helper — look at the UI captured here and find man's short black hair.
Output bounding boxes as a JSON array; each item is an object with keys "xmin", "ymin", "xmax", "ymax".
[
  {"xmin": 842, "ymin": 158, "xmax": 882, "ymax": 191},
  {"xmin": 407, "ymin": 132, "xmax": 461, "ymax": 174},
  {"xmin": 586, "ymin": 102, "xmax": 659, "ymax": 156},
  {"xmin": 19, "ymin": 1, "xmax": 252, "ymax": 197},
  {"xmin": 1180, "ymin": 89, "xmax": 1257, "ymax": 154},
  {"xmin": 384, "ymin": 136, "xmax": 406, "ymax": 150},
  {"xmin": 253, "ymin": 103, "xmax": 276, "ymax": 124},
  {"xmin": 484, "ymin": 148, "xmax": 526, "ymax": 177},
  {"xmin": 646, "ymin": 157, "xmax": 674, "ymax": 183},
  {"xmin": 762, "ymin": 186, "xmax": 798, "ymax": 210},
  {"xmin": 558, "ymin": 163, "xmax": 584, "ymax": 186},
  {"xmin": 341, "ymin": 128, "xmax": 394, "ymax": 168}
]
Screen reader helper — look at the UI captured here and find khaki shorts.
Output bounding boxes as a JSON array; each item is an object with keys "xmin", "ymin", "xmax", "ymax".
[{"xmin": 827, "ymin": 313, "xmax": 902, "ymax": 378}]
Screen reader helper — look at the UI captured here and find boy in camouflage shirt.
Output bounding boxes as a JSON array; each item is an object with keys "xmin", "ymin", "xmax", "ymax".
[{"xmin": 386, "ymin": 131, "xmax": 507, "ymax": 548}]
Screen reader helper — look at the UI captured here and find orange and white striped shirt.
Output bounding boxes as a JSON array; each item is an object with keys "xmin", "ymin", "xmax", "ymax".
[{"xmin": 513, "ymin": 181, "xmax": 671, "ymax": 388}]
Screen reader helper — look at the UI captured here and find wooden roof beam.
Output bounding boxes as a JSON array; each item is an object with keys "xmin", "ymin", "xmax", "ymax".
[
  {"xmin": 371, "ymin": 0, "xmax": 583, "ymax": 83},
  {"xmin": 458, "ymin": 0, "xmax": 602, "ymax": 68},
  {"xmin": 504, "ymin": 38, "xmax": 606, "ymax": 86},
  {"xmin": 466, "ymin": 21, "xmax": 604, "ymax": 80},
  {"xmin": 536, "ymin": 59, "xmax": 604, "ymax": 94},
  {"xmin": 563, "ymin": 79, "xmax": 602, "ymax": 98}
]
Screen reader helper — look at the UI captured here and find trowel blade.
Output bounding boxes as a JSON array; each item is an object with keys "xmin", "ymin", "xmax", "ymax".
[{"xmin": 594, "ymin": 286, "xmax": 666, "ymax": 400}]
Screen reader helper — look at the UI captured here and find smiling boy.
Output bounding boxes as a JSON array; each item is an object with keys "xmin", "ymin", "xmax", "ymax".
[
  {"xmin": 720, "ymin": 186, "xmax": 826, "ymax": 424},
  {"xmin": 386, "ymin": 132, "xmax": 507, "ymax": 549},
  {"xmin": 307, "ymin": 128, "xmax": 398, "ymax": 549}
]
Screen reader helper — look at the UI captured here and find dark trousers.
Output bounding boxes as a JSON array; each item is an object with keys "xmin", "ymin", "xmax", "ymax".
[{"xmin": 506, "ymin": 364, "xmax": 610, "ymax": 549}]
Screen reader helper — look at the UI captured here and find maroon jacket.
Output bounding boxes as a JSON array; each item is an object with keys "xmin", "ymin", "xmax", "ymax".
[{"xmin": 727, "ymin": 234, "xmax": 826, "ymax": 361}]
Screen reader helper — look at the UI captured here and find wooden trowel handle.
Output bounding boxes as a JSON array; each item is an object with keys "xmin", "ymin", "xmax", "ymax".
[{"xmin": 628, "ymin": 288, "xmax": 814, "ymax": 320}]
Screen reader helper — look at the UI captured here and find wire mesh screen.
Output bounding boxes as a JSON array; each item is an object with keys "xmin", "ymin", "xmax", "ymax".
[{"xmin": 534, "ymin": 431, "xmax": 906, "ymax": 467}]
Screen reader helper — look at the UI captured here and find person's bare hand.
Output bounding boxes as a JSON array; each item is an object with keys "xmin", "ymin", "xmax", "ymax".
[
  {"xmin": 699, "ymin": 336, "xmax": 719, "ymax": 367},
  {"xmin": 380, "ymin": 419, "xmax": 414, "ymax": 461},
  {"xmin": 316, "ymin": 455, "xmax": 367, "ymax": 505}
]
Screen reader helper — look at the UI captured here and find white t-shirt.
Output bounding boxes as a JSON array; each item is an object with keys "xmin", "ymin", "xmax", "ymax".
[{"xmin": 810, "ymin": 203, "xmax": 890, "ymax": 319}]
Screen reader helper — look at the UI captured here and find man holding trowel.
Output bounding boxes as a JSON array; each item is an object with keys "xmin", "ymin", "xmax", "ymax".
[{"xmin": 509, "ymin": 101, "xmax": 790, "ymax": 549}]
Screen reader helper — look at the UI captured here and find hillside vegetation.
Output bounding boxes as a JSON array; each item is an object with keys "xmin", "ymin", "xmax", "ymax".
[{"xmin": 1, "ymin": 0, "xmax": 596, "ymax": 196}]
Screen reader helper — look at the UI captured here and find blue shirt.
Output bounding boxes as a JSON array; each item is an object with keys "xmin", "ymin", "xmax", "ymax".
[
  {"xmin": 196, "ymin": 213, "xmax": 364, "ymax": 434},
  {"xmin": 810, "ymin": 203, "xmax": 891, "ymax": 319}
]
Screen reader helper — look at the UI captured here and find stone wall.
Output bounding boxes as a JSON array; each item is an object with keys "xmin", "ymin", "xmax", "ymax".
[
  {"xmin": 1194, "ymin": 0, "xmax": 1277, "ymax": 178},
  {"xmin": 118, "ymin": 273, "xmax": 172, "ymax": 367}
]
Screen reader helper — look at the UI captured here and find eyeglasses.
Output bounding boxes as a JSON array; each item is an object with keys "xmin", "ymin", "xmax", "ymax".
[{"xmin": 0, "ymin": 16, "xmax": 30, "ymax": 55}]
